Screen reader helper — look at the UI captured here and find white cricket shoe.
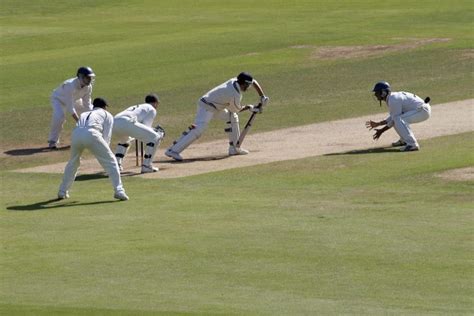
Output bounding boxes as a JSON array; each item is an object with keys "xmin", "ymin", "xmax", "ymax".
[
  {"xmin": 229, "ymin": 146, "xmax": 249, "ymax": 156},
  {"xmin": 400, "ymin": 145, "xmax": 419, "ymax": 152},
  {"xmin": 141, "ymin": 164, "xmax": 159, "ymax": 173},
  {"xmin": 165, "ymin": 149, "xmax": 183, "ymax": 161},
  {"xmin": 114, "ymin": 191, "xmax": 129, "ymax": 201},
  {"xmin": 58, "ymin": 190, "xmax": 69, "ymax": 199},
  {"xmin": 48, "ymin": 141, "xmax": 58, "ymax": 150},
  {"xmin": 392, "ymin": 139, "xmax": 407, "ymax": 147}
]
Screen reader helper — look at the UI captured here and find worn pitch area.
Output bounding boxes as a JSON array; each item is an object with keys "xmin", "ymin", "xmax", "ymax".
[{"xmin": 14, "ymin": 99, "xmax": 474, "ymax": 178}]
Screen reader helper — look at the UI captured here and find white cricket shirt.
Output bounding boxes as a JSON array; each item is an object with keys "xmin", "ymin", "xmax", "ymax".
[
  {"xmin": 77, "ymin": 107, "xmax": 114, "ymax": 145},
  {"xmin": 385, "ymin": 91, "xmax": 427, "ymax": 127},
  {"xmin": 201, "ymin": 78, "xmax": 243, "ymax": 113},
  {"xmin": 114, "ymin": 103, "xmax": 156, "ymax": 127},
  {"xmin": 52, "ymin": 77, "xmax": 93, "ymax": 115}
]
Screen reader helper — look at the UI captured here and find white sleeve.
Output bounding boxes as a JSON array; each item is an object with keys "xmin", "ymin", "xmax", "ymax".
[
  {"xmin": 142, "ymin": 108, "xmax": 156, "ymax": 127},
  {"xmin": 63, "ymin": 84, "xmax": 77, "ymax": 115},
  {"xmin": 82, "ymin": 86, "xmax": 93, "ymax": 111},
  {"xmin": 386, "ymin": 98, "xmax": 402, "ymax": 128},
  {"xmin": 102, "ymin": 112, "xmax": 114, "ymax": 145}
]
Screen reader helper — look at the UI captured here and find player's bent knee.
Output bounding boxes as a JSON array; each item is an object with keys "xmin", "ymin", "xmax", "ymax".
[{"xmin": 394, "ymin": 117, "xmax": 406, "ymax": 125}]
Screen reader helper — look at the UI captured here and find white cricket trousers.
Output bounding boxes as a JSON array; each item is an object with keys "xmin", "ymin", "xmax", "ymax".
[
  {"xmin": 59, "ymin": 128, "xmax": 124, "ymax": 194},
  {"xmin": 48, "ymin": 97, "xmax": 90, "ymax": 144},
  {"xmin": 195, "ymin": 101, "xmax": 239, "ymax": 129},
  {"xmin": 393, "ymin": 104, "xmax": 431, "ymax": 147},
  {"xmin": 168, "ymin": 102, "xmax": 240, "ymax": 153},
  {"xmin": 113, "ymin": 117, "xmax": 160, "ymax": 144}
]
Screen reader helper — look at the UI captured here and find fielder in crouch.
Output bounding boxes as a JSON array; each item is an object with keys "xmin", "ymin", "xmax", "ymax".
[
  {"xmin": 58, "ymin": 98, "xmax": 128, "ymax": 201},
  {"xmin": 165, "ymin": 72, "xmax": 269, "ymax": 161},
  {"xmin": 113, "ymin": 94, "xmax": 164, "ymax": 173},
  {"xmin": 48, "ymin": 66, "xmax": 96, "ymax": 149},
  {"xmin": 366, "ymin": 81, "xmax": 431, "ymax": 152}
]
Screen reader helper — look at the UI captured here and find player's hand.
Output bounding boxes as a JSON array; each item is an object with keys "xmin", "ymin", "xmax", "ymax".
[
  {"xmin": 365, "ymin": 120, "xmax": 378, "ymax": 130},
  {"xmin": 373, "ymin": 128, "xmax": 384, "ymax": 140},
  {"xmin": 260, "ymin": 95, "xmax": 269, "ymax": 107}
]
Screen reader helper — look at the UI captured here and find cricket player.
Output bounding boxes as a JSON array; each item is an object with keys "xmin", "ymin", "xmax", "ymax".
[
  {"xmin": 366, "ymin": 81, "xmax": 431, "ymax": 152},
  {"xmin": 48, "ymin": 66, "xmax": 96, "ymax": 149},
  {"xmin": 165, "ymin": 72, "xmax": 269, "ymax": 161},
  {"xmin": 113, "ymin": 93, "xmax": 164, "ymax": 173},
  {"xmin": 58, "ymin": 98, "xmax": 129, "ymax": 201}
]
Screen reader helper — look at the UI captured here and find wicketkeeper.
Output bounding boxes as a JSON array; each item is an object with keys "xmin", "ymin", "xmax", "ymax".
[
  {"xmin": 165, "ymin": 72, "xmax": 269, "ymax": 161},
  {"xmin": 366, "ymin": 81, "xmax": 431, "ymax": 152},
  {"xmin": 113, "ymin": 93, "xmax": 164, "ymax": 173}
]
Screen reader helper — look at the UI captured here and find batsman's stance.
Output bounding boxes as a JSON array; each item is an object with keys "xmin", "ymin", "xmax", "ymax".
[
  {"xmin": 165, "ymin": 72, "xmax": 269, "ymax": 161},
  {"xmin": 113, "ymin": 94, "xmax": 164, "ymax": 173},
  {"xmin": 366, "ymin": 81, "xmax": 431, "ymax": 152},
  {"xmin": 58, "ymin": 98, "xmax": 128, "ymax": 201},
  {"xmin": 48, "ymin": 66, "xmax": 96, "ymax": 149}
]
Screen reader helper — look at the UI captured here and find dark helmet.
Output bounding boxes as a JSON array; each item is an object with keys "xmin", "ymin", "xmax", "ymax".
[
  {"xmin": 93, "ymin": 97, "xmax": 108, "ymax": 108},
  {"xmin": 237, "ymin": 72, "xmax": 254, "ymax": 85},
  {"xmin": 372, "ymin": 81, "xmax": 391, "ymax": 93},
  {"xmin": 372, "ymin": 81, "xmax": 391, "ymax": 105},
  {"xmin": 77, "ymin": 66, "xmax": 95, "ymax": 77}
]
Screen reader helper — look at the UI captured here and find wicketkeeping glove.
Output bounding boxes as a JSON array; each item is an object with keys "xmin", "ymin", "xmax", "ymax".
[{"xmin": 154, "ymin": 124, "xmax": 166, "ymax": 137}]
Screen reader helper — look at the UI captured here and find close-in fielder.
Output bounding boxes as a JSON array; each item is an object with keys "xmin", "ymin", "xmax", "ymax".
[
  {"xmin": 48, "ymin": 66, "xmax": 96, "ymax": 149},
  {"xmin": 113, "ymin": 94, "xmax": 164, "ymax": 173},
  {"xmin": 165, "ymin": 72, "xmax": 269, "ymax": 161},
  {"xmin": 58, "ymin": 98, "xmax": 129, "ymax": 201},
  {"xmin": 366, "ymin": 81, "xmax": 431, "ymax": 152}
]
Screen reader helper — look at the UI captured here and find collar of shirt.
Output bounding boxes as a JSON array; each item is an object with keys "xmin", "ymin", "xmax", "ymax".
[
  {"xmin": 232, "ymin": 80, "xmax": 241, "ymax": 94},
  {"xmin": 74, "ymin": 77, "xmax": 83, "ymax": 89}
]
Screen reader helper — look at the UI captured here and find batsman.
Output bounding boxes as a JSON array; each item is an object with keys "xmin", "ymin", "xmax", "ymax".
[{"xmin": 165, "ymin": 72, "xmax": 269, "ymax": 161}]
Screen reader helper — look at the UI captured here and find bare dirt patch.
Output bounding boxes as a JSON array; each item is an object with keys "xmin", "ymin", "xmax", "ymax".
[
  {"xmin": 459, "ymin": 48, "xmax": 474, "ymax": 60},
  {"xmin": 292, "ymin": 38, "xmax": 451, "ymax": 60},
  {"xmin": 14, "ymin": 99, "xmax": 473, "ymax": 179},
  {"xmin": 435, "ymin": 167, "xmax": 474, "ymax": 182}
]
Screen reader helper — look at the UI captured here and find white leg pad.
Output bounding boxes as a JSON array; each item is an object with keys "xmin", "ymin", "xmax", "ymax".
[
  {"xmin": 169, "ymin": 126, "xmax": 202, "ymax": 153},
  {"xmin": 218, "ymin": 110, "xmax": 241, "ymax": 147}
]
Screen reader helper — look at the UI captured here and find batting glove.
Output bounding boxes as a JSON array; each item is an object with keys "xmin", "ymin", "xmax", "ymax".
[
  {"xmin": 260, "ymin": 95, "xmax": 269, "ymax": 107},
  {"xmin": 249, "ymin": 105, "xmax": 263, "ymax": 114}
]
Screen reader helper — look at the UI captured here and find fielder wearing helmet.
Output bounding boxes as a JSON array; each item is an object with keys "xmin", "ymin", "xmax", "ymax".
[
  {"xmin": 47, "ymin": 66, "xmax": 96, "ymax": 149},
  {"xmin": 77, "ymin": 66, "xmax": 96, "ymax": 87},
  {"xmin": 366, "ymin": 81, "xmax": 431, "ymax": 152},
  {"xmin": 372, "ymin": 81, "xmax": 391, "ymax": 106}
]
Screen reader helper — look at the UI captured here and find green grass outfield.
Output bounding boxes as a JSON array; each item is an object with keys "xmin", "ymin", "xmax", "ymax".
[
  {"xmin": 1, "ymin": 133, "xmax": 473, "ymax": 314},
  {"xmin": 1, "ymin": 0, "xmax": 473, "ymax": 314}
]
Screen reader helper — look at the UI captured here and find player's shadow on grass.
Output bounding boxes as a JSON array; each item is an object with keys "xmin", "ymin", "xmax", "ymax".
[
  {"xmin": 7, "ymin": 198, "xmax": 118, "ymax": 211},
  {"xmin": 75, "ymin": 172, "xmax": 144, "ymax": 180},
  {"xmin": 75, "ymin": 173, "xmax": 108, "ymax": 181},
  {"xmin": 4, "ymin": 146, "xmax": 70, "ymax": 156},
  {"xmin": 325, "ymin": 147, "xmax": 401, "ymax": 156},
  {"xmin": 160, "ymin": 154, "xmax": 229, "ymax": 164}
]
